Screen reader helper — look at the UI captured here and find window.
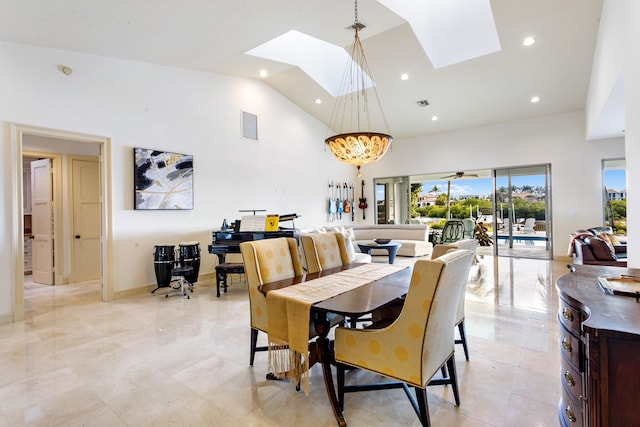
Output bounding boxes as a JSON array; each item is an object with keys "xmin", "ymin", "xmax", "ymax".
[{"xmin": 602, "ymin": 159, "xmax": 626, "ymax": 235}]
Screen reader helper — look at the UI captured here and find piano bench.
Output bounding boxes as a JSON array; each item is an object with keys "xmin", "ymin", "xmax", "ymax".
[{"xmin": 215, "ymin": 263, "xmax": 245, "ymax": 297}]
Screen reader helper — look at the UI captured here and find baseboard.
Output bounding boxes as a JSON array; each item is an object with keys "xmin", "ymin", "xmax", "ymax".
[{"xmin": 0, "ymin": 313, "xmax": 14, "ymax": 325}]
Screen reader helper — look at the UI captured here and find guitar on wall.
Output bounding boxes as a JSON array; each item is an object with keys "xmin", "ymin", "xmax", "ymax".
[
  {"xmin": 328, "ymin": 182, "xmax": 336, "ymax": 222},
  {"xmin": 350, "ymin": 183, "xmax": 355, "ymax": 221},
  {"xmin": 359, "ymin": 179, "xmax": 368, "ymax": 220},
  {"xmin": 336, "ymin": 183, "xmax": 343, "ymax": 219},
  {"xmin": 342, "ymin": 183, "xmax": 351, "ymax": 216}
]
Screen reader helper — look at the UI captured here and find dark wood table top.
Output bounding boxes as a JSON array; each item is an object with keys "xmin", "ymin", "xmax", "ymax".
[
  {"xmin": 557, "ymin": 264, "xmax": 640, "ymax": 336},
  {"xmin": 259, "ymin": 263, "xmax": 412, "ymax": 318}
]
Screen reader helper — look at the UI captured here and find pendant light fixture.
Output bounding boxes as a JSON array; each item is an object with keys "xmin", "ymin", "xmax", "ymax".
[{"xmin": 325, "ymin": 0, "xmax": 393, "ymax": 176}]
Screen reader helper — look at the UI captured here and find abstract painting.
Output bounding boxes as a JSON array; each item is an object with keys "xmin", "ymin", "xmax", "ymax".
[{"xmin": 134, "ymin": 148, "xmax": 193, "ymax": 210}]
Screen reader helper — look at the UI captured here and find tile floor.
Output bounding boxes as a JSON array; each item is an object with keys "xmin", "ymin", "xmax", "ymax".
[{"xmin": 0, "ymin": 253, "xmax": 568, "ymax": 426}]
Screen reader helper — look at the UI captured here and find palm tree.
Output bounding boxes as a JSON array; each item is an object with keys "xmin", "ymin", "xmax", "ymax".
[{"xmin": 446, "ymin": 180, "xmax": 452, "ymax": 220}]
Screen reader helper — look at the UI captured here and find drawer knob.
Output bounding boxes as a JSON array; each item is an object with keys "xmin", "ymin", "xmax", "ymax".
[
  {"xmin": 562, "ymin": 307, "xmax": 574, "ymax": 322},
  {"xmin": 564, "ymin": 371, "xmax": 575, "ymax": 387},
  {"xmin": 565, "ymin": 405, "xmax": 577, "ymax": 422},
  {"xmin": 562, "ymin": 338, "xmax": 572, "ymax": 352}
]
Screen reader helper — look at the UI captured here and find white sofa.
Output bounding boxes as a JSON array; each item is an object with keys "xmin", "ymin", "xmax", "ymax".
[{"xmin": 349, "ymin": 224, "xmax": 433, "ymax": 257}]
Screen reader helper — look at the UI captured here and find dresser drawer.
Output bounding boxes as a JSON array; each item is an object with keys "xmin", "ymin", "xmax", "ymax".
[
  {"xmin": 559, "ymin": 389, "xmax": 584, "ymax": 426},
  {"xmin": 559, "ymin": 324, "xmax": 582, "ymax": 370},
  {"xmin": 558, "ymin": 297, "xmax": 582, "ymax": 336},
  {"xmin": 560, "ymin": 353, "xmax": 584, "ymax": 402}
]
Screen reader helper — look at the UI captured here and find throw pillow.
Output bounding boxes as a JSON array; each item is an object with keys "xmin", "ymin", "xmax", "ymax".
[
  {"xmin": 597, "ymin": 232, "xmax": 616, "ymax": 253},
  {"xmin": 609, "ymin": 234, "xmax": 621, "ymax": 245}
]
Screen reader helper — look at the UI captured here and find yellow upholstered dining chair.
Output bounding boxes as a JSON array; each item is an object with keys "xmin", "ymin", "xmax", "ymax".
[
  {"xmin": 302, "ymin": 232, "xmax": 373, "ymax": 327},
  {"xmin": 240, "ymin": 237, "xmax": 304, "ymax": 366},
  {"xmin": 334, "ymin": 249, "xmax": 475, "ymax": 426},
  {"xmin": 431, "ymin": 239, "xmax": 479, "ymax": 361},
  {"xmin": 300, "ymin": 232, "xmax": 351, "ymax": 274},
  {"xmin": 239, "ymin": 237, "xmax": 342, "ymax": 367}
]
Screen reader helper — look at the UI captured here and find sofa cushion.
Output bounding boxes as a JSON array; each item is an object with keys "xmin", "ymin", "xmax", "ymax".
[
  {"xmin": 584, "ymin": 236, "xmax": 617, "ymax": 261},
  {"xmin": 588, "ymin": 226, "xmax": 613, "ymax": 236}
]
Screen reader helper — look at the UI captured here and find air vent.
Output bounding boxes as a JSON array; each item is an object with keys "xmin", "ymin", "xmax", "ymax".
[{"xmin": 416, "ymin": 99, "xmax": 430, "ymax": 107}]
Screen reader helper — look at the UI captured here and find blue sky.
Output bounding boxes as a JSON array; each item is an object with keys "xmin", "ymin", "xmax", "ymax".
[
  {"xmin": 604, "ymin": 169, "xmax": 626, "ymax": 191},
  {"xmin": 419, "ymin": 176, "xmax": 546, "ymax": 198},
  {"xmin": 416, "ymin": 170, "xmax": 626, "ymax": 198}
]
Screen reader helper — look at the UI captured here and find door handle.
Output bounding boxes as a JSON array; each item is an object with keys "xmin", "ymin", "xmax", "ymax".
[{"xmin": 75, "ymin": 235, "xmax": 81, "ymax": 239}]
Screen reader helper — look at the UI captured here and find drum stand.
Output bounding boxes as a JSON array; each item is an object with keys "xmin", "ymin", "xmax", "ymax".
[{"xmin": 165, "ymin": 266, "xmax": 194, "ymax": 299}]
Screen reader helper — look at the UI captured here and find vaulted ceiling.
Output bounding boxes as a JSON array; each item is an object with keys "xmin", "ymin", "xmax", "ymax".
[{"xmin": 0, "ymin": 0, "xmax": 609, "ymax": 139}]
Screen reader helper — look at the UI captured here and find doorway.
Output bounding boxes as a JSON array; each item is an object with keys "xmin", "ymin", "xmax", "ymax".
[
  {"xmin": 376, "ymin": 183, "xmax": 388, "ymax": 224},
  {"xmin": 493, "ymin": 165, "xmax": 551, "ymax": 259},
  {"xmin": 11, "ymin": 123, "xmax": 113, "ymax": 322},
  {"xmin": 374, "ymin": 165, "xmax": 552, "ymax": 260}
]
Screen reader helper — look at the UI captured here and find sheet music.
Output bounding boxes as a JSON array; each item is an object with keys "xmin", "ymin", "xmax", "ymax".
[{"xmin": 239, "ymin": 215, "xmax": 266, "ymax": 232}]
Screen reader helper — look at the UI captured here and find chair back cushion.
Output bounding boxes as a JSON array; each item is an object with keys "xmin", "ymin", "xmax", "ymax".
[
  {"xmin": 430, "ymin": 240, "xmax": 477, "ymax": 323},
  {"xmin": 301, "ymin": 232, "xmax": 351, "ymax": 274},
  {"xmin": 418, "ymin": 250, "xmax": 474, "ymax": 383},
  {"xmin": 240, "ymin": 237, "xmax": 303, "ymax": 331}
]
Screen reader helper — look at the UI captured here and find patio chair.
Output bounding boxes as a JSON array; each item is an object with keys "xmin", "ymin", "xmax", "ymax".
[
  {"xmin": 433, "ymin": 219, "xmax": 464, "ymax": 244},
  {"xmin": 522, "ymin": 218, "xmax": 536, "ymax": 233},
  {"xmin": 462, "ymin": 218, "xmax": 475, "ymax": 239}
]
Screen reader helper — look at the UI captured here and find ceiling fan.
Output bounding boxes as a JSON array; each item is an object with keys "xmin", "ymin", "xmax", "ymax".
[{"xmin": 441, "ymin": 171, "xmax": 480, "ymax": 179}]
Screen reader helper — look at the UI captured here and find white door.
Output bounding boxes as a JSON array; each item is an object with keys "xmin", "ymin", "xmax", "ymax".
[
  {"xmin": 70, "ymin": 158, "xmax": 101, "ymax": 283},
  {"xmin": 31, "ymin": 158, "xmax": 54, "ymax": 285}
]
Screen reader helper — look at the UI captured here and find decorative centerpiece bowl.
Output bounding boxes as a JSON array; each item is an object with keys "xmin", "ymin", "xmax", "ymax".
[{"xmin": 374, "ymin": 238, "xmax": 391, "ymax": 244}]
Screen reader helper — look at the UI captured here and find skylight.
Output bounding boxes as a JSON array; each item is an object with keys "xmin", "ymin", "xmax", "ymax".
[
  {"xmin": 376, "ymin": 0, "xmax": 501, "ymax": 68},
  {"xmin": 245, "ymin": 30, "xmax": 373, "ymax": 97}
]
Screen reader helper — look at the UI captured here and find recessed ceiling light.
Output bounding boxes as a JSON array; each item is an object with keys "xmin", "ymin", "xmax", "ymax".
[
  {"xmin": 523, "ymin": 37, "xmax": 535, "ymax": 47},
  {"xmin": 400, "ymin": 73, "xmax": 409, "ymax": 81},
  {"xmin": 530, "ymin": 96, "xmax": 540, "ymax": 103},
  {"xmin": 315, "ymin": 98, "xmax": 322, "ymax": 104},
  {"xmin": 431, "ymin": 116, "xmax": 438, "ymax": 121},
  {"xmin": 259, "ymin": 69, "xmax": 268, "ymax": 77}
]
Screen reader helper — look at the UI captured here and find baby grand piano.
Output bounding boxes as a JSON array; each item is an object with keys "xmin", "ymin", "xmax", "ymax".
[
  {"xmin": 208, "ymin": 228, "xmax": 298, "ymax": 263},
  {"xmin": 208, "ymin": 214, "xmax": 299, "ymax": 296}
]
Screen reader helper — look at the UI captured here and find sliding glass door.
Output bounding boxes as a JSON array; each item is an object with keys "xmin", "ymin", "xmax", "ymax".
[{"xmin": 493, "ymin": 165, "xmax": 551, "ymax": 259}]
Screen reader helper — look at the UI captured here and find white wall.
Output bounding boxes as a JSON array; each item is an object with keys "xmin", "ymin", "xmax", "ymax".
[
  {"xmin": 586, "ymin": 0, "xmax": 639, "ymax": 267},
  {"xmin": 585, "ymin": 0, "xmax": 625, "ymax": 140},
  {"xmin": 622, "ymin": 0, "xmax": 640, "ymax": 267},
  {"xmin": 0, "ymin": 42, "xmax": 356, "ymax": 319},
  {"xmin": 359, "ymin": 111, "xmax": 625, "ymax": 258}
]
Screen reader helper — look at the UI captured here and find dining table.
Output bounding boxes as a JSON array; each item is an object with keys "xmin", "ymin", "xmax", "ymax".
[{"xmin": 259, "ymin": 262, "xmax": 412, "ymax": 427}]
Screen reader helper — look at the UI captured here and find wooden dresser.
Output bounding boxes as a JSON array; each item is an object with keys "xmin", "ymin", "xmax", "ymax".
[{"xmin": 556, "ymin": 265, "xmax": 640, "ymax": 426}]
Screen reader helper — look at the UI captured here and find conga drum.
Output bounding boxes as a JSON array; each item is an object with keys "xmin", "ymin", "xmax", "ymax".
[
  {"xmin": 153, "ymin": 245, "xmax": 175, "ymax": 289},
  {"xmin": 179, "ymin": 241, "xmax": 201, "ymax": 284}
]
